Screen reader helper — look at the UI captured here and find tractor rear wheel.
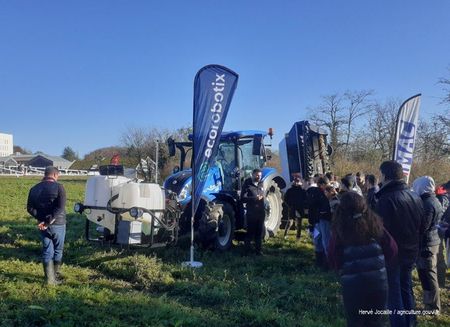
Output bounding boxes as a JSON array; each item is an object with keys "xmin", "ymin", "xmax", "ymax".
[
  {"xmin": 264, "ymin": 180, "xmax": 283, "ymax": 237},
  {"xmin": 199, "ymin": 201, "xmax": 235, "ymax": 251}
]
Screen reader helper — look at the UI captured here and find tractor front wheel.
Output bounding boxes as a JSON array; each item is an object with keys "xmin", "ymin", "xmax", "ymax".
[
  {"xmin": 264, "ymin": 180, "xmax": 283, "ymax": 237},
  {"xmin": 199, "ymin": 201, "xmax": 235, "ymax": 251}
]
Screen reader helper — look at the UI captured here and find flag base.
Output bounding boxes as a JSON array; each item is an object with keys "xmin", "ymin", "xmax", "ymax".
[{"xmin": 182, "ymin": 261, "xmax": 203, "ymax": 268}]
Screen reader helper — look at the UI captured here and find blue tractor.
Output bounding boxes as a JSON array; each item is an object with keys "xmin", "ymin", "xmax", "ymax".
[{"xmin": 164, "ymin": 130, "xmax": 287, "ymax": 250}]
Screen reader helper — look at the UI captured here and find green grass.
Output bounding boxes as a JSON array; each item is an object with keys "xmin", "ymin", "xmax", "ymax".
[{"xmin": 0, "ymin": 176, "xmax": 448, "ymax": 326}]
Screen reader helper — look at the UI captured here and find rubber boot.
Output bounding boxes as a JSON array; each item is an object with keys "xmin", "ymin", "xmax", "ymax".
[
  {"xmin": 54, "ymin": 261, "xmax": 64, "ymax": 283},
  {"xmin": 43, "ymin": 261, "xmax": 58, "ymax": 285}
]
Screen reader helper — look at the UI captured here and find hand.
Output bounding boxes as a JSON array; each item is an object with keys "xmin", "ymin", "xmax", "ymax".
[
  {"xmin": 38, "ymin": 222, "xmax": 48, "ymax": 231},
  {"xmin": 257, "ymin": 195, "xmax": 264, "ymax": 201}
]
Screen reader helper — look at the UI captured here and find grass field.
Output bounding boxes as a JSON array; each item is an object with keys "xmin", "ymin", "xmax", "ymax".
[{"xmin": 0, "ymin": 176, "xmax": 448, "ymax": 326}]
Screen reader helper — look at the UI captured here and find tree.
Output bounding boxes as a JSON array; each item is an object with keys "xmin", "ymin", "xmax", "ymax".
[
  {"xmin": 366, "ymin": 99, "xmax": 400, "ymax": 161},
  {"xmin": 342, "ymin": 90, "xmax": 374, "ymax": 153},
  {"xmin": 62, "ymin": 146, "xmax": 79, "ymax": 161},
  {"xmin": 121, "ymin": 126, "xmax": 177, "ymax": 182},
  {"xmin": 309, "ymin": 94, "xmax": 346, "ymax": 159},
  {"xmin": 13, "ymin": 145, "xmax": 31, "ymax": 154}
]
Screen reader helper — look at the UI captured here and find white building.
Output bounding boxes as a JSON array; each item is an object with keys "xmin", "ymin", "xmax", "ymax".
[{"xmin": 0, "ymin": 133, "xmax": 13, "ymax": 157}]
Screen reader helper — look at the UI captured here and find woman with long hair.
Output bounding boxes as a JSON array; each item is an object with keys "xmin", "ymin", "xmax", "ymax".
[{"xmin": 328, "ymin": 192, "xmax": 398, "ymax": 327}]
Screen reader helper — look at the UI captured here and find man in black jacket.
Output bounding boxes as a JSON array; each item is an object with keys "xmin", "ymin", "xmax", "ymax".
[
  {"xmin": 27, "ymin": 166, "xmax": 67, "ymax": 285},
  {"xmin": 375, "ymin": 161, "xmax": 425, "ymax": 327},
  {"xmin": 412, "ymin": 176, "xmax": 442, "ymax": 312},
  {"xmin": 241, "ymin": 169, "xmax": 265, "ymax": 255},
  {"xmin": 283, "ymin": 173, "xmax": 306, "ymax": 240}
]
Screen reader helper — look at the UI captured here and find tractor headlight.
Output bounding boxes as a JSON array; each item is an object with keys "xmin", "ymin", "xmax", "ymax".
[
  {"xmin": 74, "ymin": 203, "xmax": 84, "ymax": 213},
  {"xmin": 177, "ymin": 182, "xmax": 192, "ymax": 202},
  {"xmin": 130, "ymin": 207, "xmax": 143, "ymax": 218}
]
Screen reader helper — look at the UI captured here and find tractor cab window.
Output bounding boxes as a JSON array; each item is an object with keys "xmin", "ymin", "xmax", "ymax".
[
  {"xmin": 238, "ymin": 137, "xmax": 265, "ymax": 179},
  {"xmin": 215, "ymin": 142, "xmax": 235, "ymax": 189}
]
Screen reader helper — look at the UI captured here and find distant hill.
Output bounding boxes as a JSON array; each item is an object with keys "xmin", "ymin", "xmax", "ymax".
[{"xmin": 70, "ymin": 146, "xmax": 138, "ymax": 170}]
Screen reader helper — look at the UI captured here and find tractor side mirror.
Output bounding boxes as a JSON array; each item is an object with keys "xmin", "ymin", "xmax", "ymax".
[
  {"xmin": 168, "ymin": 137, "xmax": 176, "ymax": 157},
  {"xmin": 252, "ymin": 134, "xmax": 263, "ymax": 156}
]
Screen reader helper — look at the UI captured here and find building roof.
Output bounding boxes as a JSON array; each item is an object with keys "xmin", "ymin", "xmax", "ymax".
[{"xmin": 0, "ymin": 153, "xmax": 73, "ymax": 167}]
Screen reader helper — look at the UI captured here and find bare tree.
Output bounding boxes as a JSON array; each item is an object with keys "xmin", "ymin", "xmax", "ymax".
[
  {"xmin": 415, "ymin": 120, "xmax": 450, "ymax": 162},
  {"xmin": 367, "ymin": 99, "xmax": 400, "ymax": 161},
  {"xmin": 121, "ymin": 126, "xmax": 154, "ymax": 181},
  {"xmin": 342, "ymin": 90, "xmax": 374, "ymax": 153},
  {"xmin": 309, "ymin": 94, "xmax": 346, "ymax": 158}
]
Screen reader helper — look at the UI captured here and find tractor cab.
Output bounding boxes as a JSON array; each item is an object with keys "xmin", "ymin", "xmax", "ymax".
[{"xmin": 167, "ymin": 130, "xmax": 270, "ymax": 195}]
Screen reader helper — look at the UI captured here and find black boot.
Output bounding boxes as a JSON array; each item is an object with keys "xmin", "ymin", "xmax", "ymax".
[
  {"xmin": 54, "ymin": 261, "xmax": 64, "ymax": 283},
  {"xmin": 43, "ymin": 261, "xmax": 58, "ymax": 285}
]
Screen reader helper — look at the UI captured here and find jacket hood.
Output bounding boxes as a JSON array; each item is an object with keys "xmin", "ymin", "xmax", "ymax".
[{"xmin": 412, "ymin": 176, "xmax": 435, "ymax": 196}]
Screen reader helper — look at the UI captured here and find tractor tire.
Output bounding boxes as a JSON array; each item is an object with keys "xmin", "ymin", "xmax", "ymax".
[
  {"xmin": 264, "ymin": 180, "xmax": 283, "ymax": 237},
  {"xmin": 199, "ymin": 201, "xmax": 235, "ymax": 251}
]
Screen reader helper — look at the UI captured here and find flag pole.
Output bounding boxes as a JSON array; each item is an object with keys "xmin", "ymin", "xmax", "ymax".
[{"xmin": 182, "ymin": 81, "xmax": 203, "ymax": 269}]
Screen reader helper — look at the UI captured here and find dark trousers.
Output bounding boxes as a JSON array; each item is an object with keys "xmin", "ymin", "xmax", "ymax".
[
  {"xmin": 387, "ymin": 263, "xmax": 416, "ymax": 327},
  {"xmin": 246, "ymin": 211, "xmax": 265, "ymax": 251},
  {"xmin": 40, "ymin": 224, "xmax": 66, "ymax": 263},
  {"xmin": 417, "ymin": 245, "xmax": 440, "ymax": 311},
  {"xmin": 283, "ymin": 217, "xmax": 303, "ymax": 239},
  {"xmin": 436, "ymin": 238, "xmax": 447, "ymax": 288}
]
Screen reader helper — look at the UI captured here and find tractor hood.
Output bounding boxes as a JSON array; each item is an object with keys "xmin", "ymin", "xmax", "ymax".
[{"xmin": 164, "ymin": 169, "xmax": 192, "ymax": 196}]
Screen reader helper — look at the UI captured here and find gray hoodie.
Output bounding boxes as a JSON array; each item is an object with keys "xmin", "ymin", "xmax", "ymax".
[{"xmin": 412, "ymin": 176, "xmax": 435, "ymax": 196}]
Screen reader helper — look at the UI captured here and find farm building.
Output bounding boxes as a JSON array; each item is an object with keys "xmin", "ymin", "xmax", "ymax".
[{"xmin": 0, "ymin": 153, "xmax": 74, "ymax": 169}]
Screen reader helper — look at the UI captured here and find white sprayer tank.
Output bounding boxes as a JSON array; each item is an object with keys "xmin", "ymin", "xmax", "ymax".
[
  {"xmin": 84, "ymin": 175, "xmax": 130, "ymax": 233},
  {"xmin": 84, "ymin": 175, "xmax": 166, "ymax": 236}
]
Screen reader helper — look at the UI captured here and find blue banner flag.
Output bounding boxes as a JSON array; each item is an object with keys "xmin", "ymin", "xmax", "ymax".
[
  {"xmin": 192, "ymin": 65, "xmax": 239, "ymax": 216},
  {"xmin": 392, "ymin": 94, "xmax": 421, "ymax": 183}
]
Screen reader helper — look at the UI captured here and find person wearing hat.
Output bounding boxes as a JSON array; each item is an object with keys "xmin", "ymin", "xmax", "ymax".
[
  {"xmin": 27, "ymin": 166, "xmax": 67, "ymax": 285},
  {"xmin": 412, "ymin": 176, "xmax": 442, "ymax": 312}
]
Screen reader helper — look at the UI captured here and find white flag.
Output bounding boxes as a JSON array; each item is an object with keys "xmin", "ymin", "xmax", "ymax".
[{"xmin": 392, "ymin": 94, "xmax": 421, "ymax": 183}]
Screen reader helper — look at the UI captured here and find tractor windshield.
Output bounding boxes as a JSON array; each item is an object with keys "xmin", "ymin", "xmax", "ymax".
[{"xmin": 238, "ymin": 137, "xmax": 265, "ymax": 179}]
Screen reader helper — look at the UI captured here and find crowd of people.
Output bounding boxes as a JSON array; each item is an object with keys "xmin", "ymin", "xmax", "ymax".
[
  {"xmin": 26, "ymin": 164, "xmax": 449, "ymax": 326},
  {"xmin": 281, "ymin": 160, "xmax": 450, "ymax": 327}
]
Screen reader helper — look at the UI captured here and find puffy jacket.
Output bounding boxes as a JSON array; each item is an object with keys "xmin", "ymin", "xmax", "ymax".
[
  {"xmin": 375, "ymin": 180, "xmax": 424, "ymax": 265},
  {"xmin": 412, "ymin": 176, "xmax": 442, "ymax": 249},
  {"xmin": 340, "ymin": 242, "xmax": 388, "ymax": 294},
  {"xmin": 419, "ymin": 193, "xmax": 442, "ymax": 249},
  {"xmin": 27, "ymin": 177, "xmax": 66, "ymax": 225}
]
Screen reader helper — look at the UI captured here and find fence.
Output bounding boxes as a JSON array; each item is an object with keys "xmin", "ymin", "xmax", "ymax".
[{"xmin": 0, "ymin": 165, "xmax": 89, "ymax": 177}]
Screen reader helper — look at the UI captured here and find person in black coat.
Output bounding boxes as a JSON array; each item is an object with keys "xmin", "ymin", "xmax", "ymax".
[
  {"xmin": 412, "ymin": 176, "xmax": 442, "ymax": 312},
  {"xmin": 283, "ymin": 173, "xmax": 306, "ymax": 240},
  {"xmin": 241, "ymin": 169, "xmax": 265, "ymax": 255},
  {"xmin": 27, "ymin": 166, "xmax": 67, "ymax": 285},
  {"xmin": 365, "ymin": 174, "xmax": 379, "ymax": 208},
  {"xmin": 374, "ymin": 161, "xmax": 425, "ymax": 327}
]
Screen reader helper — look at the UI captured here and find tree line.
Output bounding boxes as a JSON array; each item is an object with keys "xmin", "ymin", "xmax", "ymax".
[{"xmin": 307, "ymin": 70, "xmax": 450, "ymax": 184}]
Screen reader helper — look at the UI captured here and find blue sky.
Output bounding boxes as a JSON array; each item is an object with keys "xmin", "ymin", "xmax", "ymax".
[{"xmin": 1, "ymin": 1, "xmax": 449, "ymax": 157}]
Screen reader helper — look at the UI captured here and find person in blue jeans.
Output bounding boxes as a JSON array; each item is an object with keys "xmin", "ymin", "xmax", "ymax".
[
  {"xmin": 374, "ymin": 161, "xmax": 425, "ymax": 327},
  {"xmin": 27, "ymin": 166, "xmax": 67, "ymax": 285}
]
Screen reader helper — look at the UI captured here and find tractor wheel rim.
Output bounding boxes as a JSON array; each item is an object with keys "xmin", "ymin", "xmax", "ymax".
[
  {"xmin": 218, "ymin": 214, "xmax": 231, "ymax": 246},
  {"xmin": 265, "ymin": 192, "xmax": 279, "ymax": 230}
]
